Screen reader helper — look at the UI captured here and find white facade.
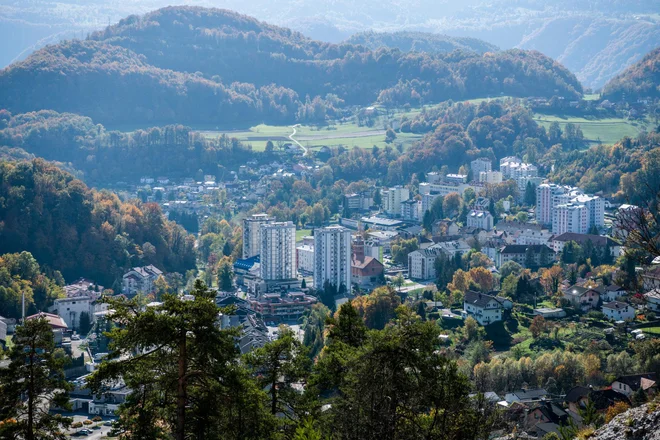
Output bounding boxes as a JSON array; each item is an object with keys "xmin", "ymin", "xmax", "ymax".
[
  {"xmin": 573, "ymin": 194, "xmax": 605, "ymax": 229},
  {"xmin": 536, "ymin": 184, "xmax": 567, "ymax": 225},
  {"xmin": 260, "ymin": 222, "xmax": 296, "ymax": 281},
  {"xmin": 467, "ymin": 210, "xmax": 494, "ymax": 231},
  {"xmin": 243, "ymin": 213, "xmax": 272, "ymax": 259},
  {"xmin": 501, "ymin": 159, "xmax": 538, "ymax": 180},
  {"xmin": 602, "ymin": 301, "xmax": 635, "ymax": 321},
  {"xmin": 553, "ymin": 203, "xmax": 589, "ymax": 234},
  {"xmin": 471, "ymin": 158, "xmax": 492, "ymax": 176},
  {"xmin": 401, "ymin": 199, "xmax": 421, "ymax": 221},
  {"xmin": 408, "ymin": 248, "xmax": 444, "ymax": 280},
  {"xmin": 645, "ymin": 290, "xmax": 660, "ymax": 312},
  {"xmin": 296, "ymin": 244, "xmax": 315, "ymax": 273},
  {"xmin": 382, "ymin": 186, "xmax": 410, "ymax": 216},
  {"xmin": 463, "ymin": 291, "xmax": 503, "ymax": 326},
  {"xmin": 314, "ymin": 226, "xmax": 352, "ymax": 290},
  {"xmin": 421, "ymin": 192, "xmax": 442, "ymax": 215},
  {"xmin": 479, "ymin": 171, "xmax": 503, "ymax": 184},
  {"xmin": 49, "ymin": 296, "xmax": 94, "ymax": 331}
]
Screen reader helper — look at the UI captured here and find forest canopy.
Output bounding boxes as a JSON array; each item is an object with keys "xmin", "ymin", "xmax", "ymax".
[
  {"xmin": 0, "ymin": 159, "xmax": 196, "ymax": 285},
  {"xmin": 0, "ymin": 7, "xmax": 583, "ymax": 128}
]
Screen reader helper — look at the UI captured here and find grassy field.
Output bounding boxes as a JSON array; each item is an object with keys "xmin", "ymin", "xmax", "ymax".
[
  {"xmin": 296, "ymin": 229, "xmax": 311, "ymax": 242},
  {"xmin": 533, "ymin": 114, "xmax": 646, "ymax": 146},
  {"xmin": 198, "ymin": 121, "xmax": 424, "ymax": 151},
  {"xmin": 642, "ymin": 327, "xmax": 660, "ymax": 335}
]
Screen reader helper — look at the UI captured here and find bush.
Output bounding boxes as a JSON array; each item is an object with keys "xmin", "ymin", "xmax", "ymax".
[
  {"xmin": 83, "ymin": 420, "xmax": 93, "ymax": 425},
  {"xmin": 72, "ymin": 422, "xmax": 83, "ymax": 428},
  {"xmin": 92, "ymin": 416, "xmax": 102, "ymax": 422},
  {"xmin": 605, "ymin": 401, "xmax": 630, "ymax": 423}
]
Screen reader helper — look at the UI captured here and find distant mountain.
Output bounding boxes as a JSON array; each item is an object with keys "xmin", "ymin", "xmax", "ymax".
[
  {"xmin": 0, "ymin": 6, "xmax": 582, "ymax": 128},
  {"xmin": 346, "ymin": 31, "xmax": 498, "ymax": 54},
  {"xmin": 602, "ymin": 46, "xmax": 660, "ymax": 101},
  {"xmin": 2, "ymin": 0, "xmax": 659, "ymax": 90}
]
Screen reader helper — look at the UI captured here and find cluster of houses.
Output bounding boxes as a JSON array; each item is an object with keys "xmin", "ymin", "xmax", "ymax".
[{"xmin": 485, "ymin": 373, "xmax": 657, "ymax": 438}]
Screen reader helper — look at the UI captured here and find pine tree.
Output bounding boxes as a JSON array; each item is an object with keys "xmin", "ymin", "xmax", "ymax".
[
  {"xmin": 0, "ymin": 318, "xmax": 72, "ymax": 440},
  {"xmin": 88, "ymin": 281, "xmax": 267, "ymax": 440}
]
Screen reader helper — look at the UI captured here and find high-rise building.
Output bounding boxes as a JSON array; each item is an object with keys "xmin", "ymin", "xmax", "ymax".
[
  {"xmin": 553, "ymin": 203, "xmax": 590, "ymax": 235},
  {"xmin": 260, "ymin": 222, "xmax": 296, "ymax": 281},
  {"xmin": 471, "ymin": 158, "xmax": 492, "ymax": 177},
  {"xmin": 536, "ymin": 184, "xmax": 567, "ymax": 225},
  {"xmin": 242, "ymin": 213, "xmax": 272, "ymax": 259},
  {"xmin": 382, "ymin": 186, "xmax": 410, "ymax": 216},
  {"xmin": 314, "ymin": 226, "xmax": 352, "ymax": 290}
]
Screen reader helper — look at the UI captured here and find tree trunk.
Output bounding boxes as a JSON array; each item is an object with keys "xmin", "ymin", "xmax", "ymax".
[
  {"xmin": 176, "ymin": 332, "xmax": 187, "ymax": 440},
  {"xmin": 27, "ymin": 344, "xmax": 35, "ymax": 440}
]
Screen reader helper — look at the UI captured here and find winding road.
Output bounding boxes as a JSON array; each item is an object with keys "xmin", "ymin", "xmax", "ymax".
[{"xmin": 289, "ymin": 124, "xmax": 308, "ymax": 156}]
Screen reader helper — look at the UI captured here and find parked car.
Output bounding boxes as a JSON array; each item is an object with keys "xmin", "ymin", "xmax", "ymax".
[{"xmin": 71, "ymin": 334, "xmax": 80, "ymax": 340}]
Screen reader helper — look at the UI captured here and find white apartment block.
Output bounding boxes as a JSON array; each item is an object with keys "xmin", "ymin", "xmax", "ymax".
[
  {"xmin": 500, "ymin": 156, "xmax": 521, "ymax": 168},
  {"xmin": 314, "ymin": 226, "xmax": 352, "ymax": 290},
  {"xmin": 553, "ymin": 203, "xmax": 589, "ymax": 235},
  {"xmin": 536, "ymin": 184, "xmax": 568, "ymax": 225},
  {"xmin": 501, "ymin": 161, "xmax": 538, "ymax": 180},
  {"xmin": 479, "ymin": 171, "xmax": 503, "ymax": 184},
  {"xmin": 49, "ymin": 296, "xmax": 95, "ymax": 331},
  {"xmin": 421, "ymin": 192, "xmax": 442, "ymax": 215},
  {"xmin": 243, "ymin": 213, "xmax": 272, "ymax": 259},
  {"xmin": 426, "ymin": 172, "xmax": 443, "ymax": 184},
  {"xmin": 382, "ymin": 186, "xmax": 410, "ymax": 216},
  {"xmin": 471, "ymin": 158, "xmax": 492, "ymax": 176},
  {"xmin": 401, "ymin": 199, "xmax": 421, "ymax": 221},
  {"xmin": 467, "ymin": 210, "xmax": 494, "ymax": 230},
  {"xmin": 516, "ymin": 176, "xmax": 544, "ymax": 192},
  {"xmin": 419, "ymin": 181, "xmax": 478, "ymax": 198},
  {"xmin": 573, "ymin": 194, "xmax": 604, "ymax": 229},
  {"xmin": 260, "ymin": 222, "xmax": 296, "ymax": 281},
  {"xmin": 408, "ymin": 248, "xmax": 444, "ymax": 280},
  {"xmin": 296, "ymin": 244, "xmax": 315, "ymax": 273}
]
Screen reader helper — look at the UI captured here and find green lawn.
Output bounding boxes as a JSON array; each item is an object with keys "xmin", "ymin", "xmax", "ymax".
[
  {"xmin": 296, "ymin": 229, "xmax": 312, "ymax": 242},
  {"xmin": 533, "ymin": 114, "xmax": 646, "ymax": 146},
  {"xmin": 642, "ymin": 327, "xmax": 660, "ymax": 335}
]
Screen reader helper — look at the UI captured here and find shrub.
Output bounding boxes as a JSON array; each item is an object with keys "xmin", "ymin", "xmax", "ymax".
[
  {"xmin": 83, "ymin": 420, "xmax": 93, "ymax": 425},
  {"xmin": 605, "ymin": 401, "xmax": 630, "ymax": 423},
  {"xmin": 72, "ymin": 422, "xmax": 83, "ymax": 428},
  {"xmin": 92, "ymin": 416, "xmax": 102, "ymax": 422}
]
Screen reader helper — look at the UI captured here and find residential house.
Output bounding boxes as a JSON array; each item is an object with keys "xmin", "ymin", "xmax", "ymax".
[
  {"xmin": 496, "ymin": 245, "xmax": 555, "ymax": 269},
  {"xmin": 611, "ymin": 373, "xmax": 657, "ymax": 397},
  {"xmin": 524, "ymin": 402, "xmax": 568, "ymax": 433},
  {"xmin": 594, "ymin": 284, "xmax": 626, "ymax": 303},
  {"xmin": 563, "ymin": 285, "xmax": 600, "ymax": 311},
  {"xmin": 463, "ymin": 291, "xmax": 504, "ymax": 326},
  {"xmin": 552, "ymin": 232, "xmax": 620, "ymax": 257},
  {"xmin": 432, "ymin": 220, "xmax": 460, "ymax": 236},
  {"xmin": 351, "ymin": 256, "xmax": 384, "ymax": 288},
  {"xmin": 645, "ymin": 289, "xmax": 660, "ymax": 312},
  {"xmin": 504, "ymin": 388, "xmax": 549, "ymax": 404},
  {"xmin": 122, "ymin": 265, "xmax": 163, "ymax": 296},
  {"xmin": 602, "ymin": 301, "xmax": 635, "ymax": 321},
  {"xmin": 26, "ymin": 312, "xmax": 68, "ymax": 344},
  {"xmin": 467, "ymin": 210, "xmax": 494, "ymax": 231},
  {"xmin": 89, "ymin": 386, "xmax": 131, "ymax": 416},
  {"xmin": 642, "ymin": 265, "xmax": 660, "ymax": 291}
]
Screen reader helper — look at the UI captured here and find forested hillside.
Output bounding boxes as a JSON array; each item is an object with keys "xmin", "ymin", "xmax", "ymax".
[
  {"xmin": 0, "ymin": 110, "xmax": 256, "ymax": 183},
  {"xmin": 602, "ymin": 46, "xmax": 660, "ymax": 101},
  {"xmin": 0, "ymin": 159, "xmax": 196, "ymax": 284},
  {"xmin": 0, "ymin": 7, "xmax": 582, "ymax": 127},
  {"xmin": 346, "ymin": 31, "xmax": 498, "ymax": 54}
]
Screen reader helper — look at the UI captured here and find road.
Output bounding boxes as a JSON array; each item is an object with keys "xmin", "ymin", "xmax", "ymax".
[{"xmin": 289, "ymin": 124, "xmax": 308, "ymax": 156}]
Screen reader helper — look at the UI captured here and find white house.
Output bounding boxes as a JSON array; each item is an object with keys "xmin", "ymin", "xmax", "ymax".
[
  {"xmin": 463, "ymin": 291, "xmax": 504, "ymax": 326},
  {"xmin": 594, "ymin": 284, "xmax": 627, "ymax": 303},
  {"xmin": 602, "ymin": 301, "xmax": 635, "ymax": 321},
  {"xmin": 49, "ymin": 296, "xmax": 95, "ymax": 331},
  {"xmin": 645, "ymin": 289, "xmax": 660, "ymax": 312},
  {"xmin": 467, "ymin": 210, "xmax": 494, "ymax": 231},
  {"xmin": 122, "ymin": 265, "xmax": 163, "ymax": 296}
]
